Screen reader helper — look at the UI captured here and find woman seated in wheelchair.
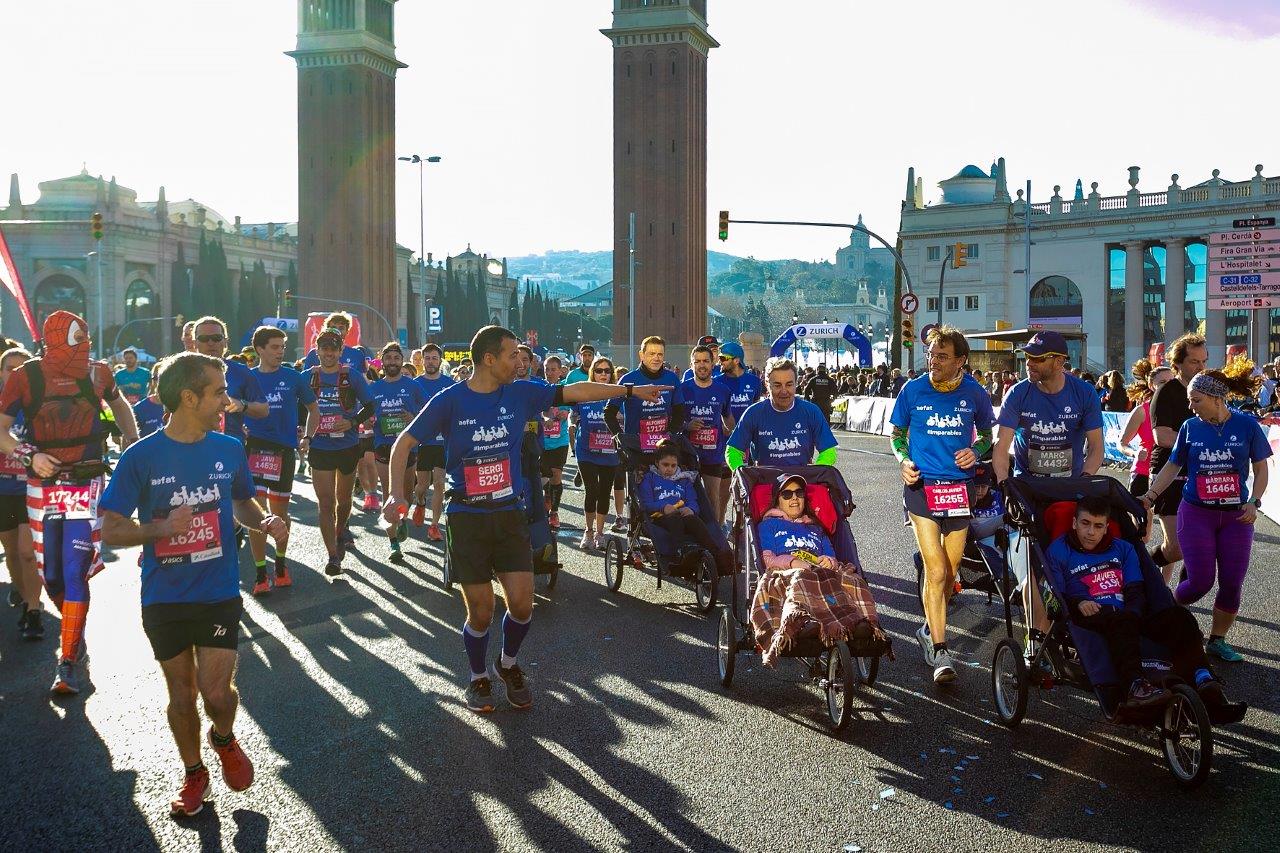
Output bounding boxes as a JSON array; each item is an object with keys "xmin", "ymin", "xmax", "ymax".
[
  {"xmin": 1044, "ymin": 494, "xmax": 1244, "ymax": 719},
  {"xmin": 752, "ymin": 474, "xmax": 883, "ymax": 664},
  {"xmin": 637, "ymin": 440, "xmax": 733, "ymax": 574}
]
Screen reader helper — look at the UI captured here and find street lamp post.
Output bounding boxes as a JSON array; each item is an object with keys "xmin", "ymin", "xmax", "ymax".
[
  {"xmin": 398, "ymin": 154, "xmax": 442, "ymax": 342},
  {"xmin": 85, "ymin": 251, "xmax": 105, "ymax": 358}
]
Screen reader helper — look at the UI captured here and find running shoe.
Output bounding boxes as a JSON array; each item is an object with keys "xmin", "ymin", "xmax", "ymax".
[
  {"xmin": 579, "ymin": 532, "xmax": 594, "ymax": 551},
  {"xmin": 593, "ymin": 533, "xmax": 607, "ymax": 551},
  {"xmin": 324, "ymin": 559, "xmax": 343, "ymax": 577},
  {"xmin": 1123, "ymin": 678, "xmax": 1168, "ymax": 709},
  {"xmin": 368, "ymin": 494, "xmax": 382, "ymax": 512},
  {"xmin": 207, "ymin": 727, "xmax": 255, "ymax": 792},
  {"xmin": 389, "ymin": 542, "xmax": 406, "ymax": 565},
  {"xmin": 51, "ymin": 659, "xmax": 80, "ymax": 695},
  {"xmin": 548, "ymin": 511, "xmax": 560, "ymax": 530},
  {"xmin": 15, "ymin": 601, "xmax": 26, "ymax": 628},
  {"xmin": 251, "ymin": 577, "xmax": 271, "ymax": 597},
  {"xmin": 395, "ymin": 520, "xmax": 409, "ymax": 543},
  {"xmin": 361, "ymin": 494, "xmax": 376, "ymax": 512},
  {"xmin": 412, "ymin": 504, "xmax": 427, "ymax": 527},
  {"xmin": 494, "ymin": 661, "xmax": 532, "ymax": 709},
  {"xmin": 7, "ymin": 588, "xmax": 20, "ymax": 607},
  {"xmin": 427, "ymin": 524, "xmax": 443, "ymax": 542},
  {"xmin": 610, "ymin": 517, "xmax": 627, "ymax": 533},
  {"xmin": 1198, "ymin": 678, "xmax": 1249, "ymax": 725},
  {"xmin": 170, "ymin": 767, "xmax": 211, "ymax": 817},
  {"xmin": 914, "ymin": 624, "xmax": 936, "ymax": 667},
  {"xmin": 932, "ymin": 650, "xmax": 957, "ymax": 685},
  {"xmin": 465, "ymin": 677, "xmax": 496, "ymax": 713},
  {"xmin": 274, "ymin": 559, "xmax": 292, "ymax": 588},
  {"xmin": 1206, "ymin": 637, "xmax": 1244, "ymax": 662},
  {"xmin": 21, "ymin": 608, "xmax": 44, "ymax": 641}
]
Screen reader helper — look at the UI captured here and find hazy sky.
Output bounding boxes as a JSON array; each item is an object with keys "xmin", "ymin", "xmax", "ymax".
[{"xmin": 2, "ymin": 0, "xmax": 1276, "ymax": 265}]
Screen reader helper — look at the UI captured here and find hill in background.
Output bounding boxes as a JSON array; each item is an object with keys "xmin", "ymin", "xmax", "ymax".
[{"xmin": 507, "ymin": 249, "xmax": 748, "ymax": 293}]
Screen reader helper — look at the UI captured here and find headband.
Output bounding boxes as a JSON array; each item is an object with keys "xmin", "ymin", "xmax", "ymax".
[{"xmin": 1188, "ymin": 373, "xmax": 1228, "ymax": 399}]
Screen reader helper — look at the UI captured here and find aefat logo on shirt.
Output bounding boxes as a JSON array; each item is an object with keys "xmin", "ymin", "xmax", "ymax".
[
  {"xmin": 151, "ymin": 475, "xmax": 177, "ymax": 486},
  {"xmin": 782, "ymin": 533, "xmax": 820, "ymax": 551},
  {"xmin": 768, "ymin": 436, "xmax": 804, "ymax": 453},
  {"xmin": 473, "ymin": 423, "xmax": 510, "ymax": 443},
  {"xmin": 265, "ymin": 391, "xmax": 285, "ymax": 405},
  {"xmin": 1029, "ymin": 420, "xmax": 1069, "ymax": 436}
]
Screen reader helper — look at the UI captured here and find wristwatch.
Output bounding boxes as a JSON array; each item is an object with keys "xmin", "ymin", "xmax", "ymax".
[
  {"xmin": 624, "ymin": 383, "xmax": 634, "ymax": 398},
  {"xmin": 14, "ymin": 442, "xmax": 36, "ymax": 468},
  {"xmin": 1251, "ymin": 498, "xmax": 1262, "ymax": 507}
]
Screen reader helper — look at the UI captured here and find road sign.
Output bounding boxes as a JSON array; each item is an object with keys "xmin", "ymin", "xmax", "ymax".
[
  {"xmin": 1209, "ymin": 271, "xmax": 1280, "ymax": 297},
  {"xmin": 1233, "ymin": 217, "xmax": 1276, "ymax": 228},
  {"xmin": 1209, "ymin": 296, "xmax": 1276, "ymax": 310},
  {"xmin": 1208, "ymin": 241, "xmax": 1280, "ymax": 260},
  {"xmin": 899, "ymin": 293, "xmax": 919, "ymax": 315},
  {"xmin": 920, "ymin": 322, "xmax": 937, "ymax": 345},
  {"xmin": 261, "ymin": 316, "xmax": 299, "ymax": 332},
  {"xmin": 1209, "ymin": 256, "xmax": 1279, "ymax": 274},
  {"xmin": 427, "ymin": 305, "xmax": 443, "ymax": 333},
  {"xmin": 1209, "ymin": 227, "xmax": 1280, "ymax": 244}
]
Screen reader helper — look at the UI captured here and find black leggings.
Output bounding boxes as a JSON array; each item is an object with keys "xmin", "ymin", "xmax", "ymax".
[
  {"xmin": 652, "ymin": 513, "xmax": 733, "ymax": 573},
  {"xmin": 579, "ymin": 461, "xmax": 617, "ymax": 515},
  {"xmin": 1071, "ymin": 604, "xmax": 1210, "ymax": 685}
]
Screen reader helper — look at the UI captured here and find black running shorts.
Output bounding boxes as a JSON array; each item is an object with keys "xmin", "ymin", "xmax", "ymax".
[
  {"xmin": 245, "ymin": 438, "xmax": 296, "ymax": 500},
  {"xmin": 142, "ymin": 597, "xmax": 243, "ymax": 662},
  {"xmin": 309, "ymin": 445, "xmax": 361, "ymax": 475},
  {"xmin": 0, "ymin": 492, "xmax": 26, "ymax": 533},
  {"xmin": 539, "ymin": 445, "xmax": 569, "ymax": 478},
  {"xmin": 374, "ymin": 443, "xmax": 416, "ymax": 467},
  {"xmin": 416, "ymin": 444, "xmax": 446, "ymax": 472},
  {"xmin": 446, "ymin": 510, "xmax": 533, "ymax": 584},
  {"xmin": 903, "ymin": 480, "xmax": 973, "ymax": 534},
  {"xmin": 699, "ymin": 461, "xmax": 730, "ymax": 480}
]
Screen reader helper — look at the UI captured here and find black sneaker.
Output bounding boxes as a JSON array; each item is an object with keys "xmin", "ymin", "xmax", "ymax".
[
  {"xmin": 7, "ymin": 588, "xmax": 21, "ymax": 607},
  {"xmin": 15, "ymin": 601, "xmax": 26, "ymax": 629},
  {"xmin": 465, "ymin": 677, "xmax": 496, "ymax": 713},
  {"xmin": 1124, "ymin": 677, "xmax": 1168, "ymax": 709},
  {"xmin": 494, "ymin": 661, "xmax": 532, "ymax": 709},
  {"xmin": 324, "ymin": 559, "xmax": 343, "ymax": 577},
  {"xmin": 389, "ymin": 543, "xmax": 406, "ymax": 565},
  {"xmin": 1198, "ymin": 678, "xmax": 1249, "ymax": 725},
  {"xmin": 21, "ymin": 608, "xmax": 44, "ymax": 641}
]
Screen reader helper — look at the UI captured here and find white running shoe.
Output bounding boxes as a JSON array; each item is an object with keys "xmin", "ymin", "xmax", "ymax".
[
  {"xmin": 579, "ymin": 533, "xmax": 594, "ymax": 551},
  {"xmin": 933, "ymin": 649, "xmax": 957, "ymax": 684},
  {"xmin": 915, "ymin": 624, "xmax": 936, "ymax": 666}
]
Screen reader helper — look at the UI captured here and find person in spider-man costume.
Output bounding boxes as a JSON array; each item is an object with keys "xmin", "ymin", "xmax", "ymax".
[{"xmin": 0, "ymin": 310, "xmax": 139, "ymax": 694}]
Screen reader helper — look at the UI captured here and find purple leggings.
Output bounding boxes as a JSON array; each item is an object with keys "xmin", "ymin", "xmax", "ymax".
[{"xmin": 1175, "ymin": 500, "xmax": 1254, "ymax": 615}]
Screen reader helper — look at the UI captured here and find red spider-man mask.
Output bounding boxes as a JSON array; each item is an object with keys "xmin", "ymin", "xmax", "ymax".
[{"xmin": 43, "ymin": 310, "xmax": 91, "ymax": 380}]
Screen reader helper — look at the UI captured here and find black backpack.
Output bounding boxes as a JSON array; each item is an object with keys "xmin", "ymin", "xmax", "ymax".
[{"xmin": 20, "ymin": 359, "xmax": 102, "ymax": 452}]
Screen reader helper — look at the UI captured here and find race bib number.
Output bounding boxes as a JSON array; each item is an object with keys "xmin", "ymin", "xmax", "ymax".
[
  {"xmin": 689, "ymin": 425, "xmax": 718, "ymax": 449},
  {"xmin": 462, "ymin": 454, "xmax": 513, "ymax": 502},
  {"xmin": 639, "ymin": 417, "xmax": 668, "ymax": 452},
  {"xmin": 587, "ymin": 430, "xmax": 616, "ymax": 454},
  {"xmin": 1028, "ymin": 445, "xmax": 1072, "ymax": 477},
  {"xmin": 1196, "ymin": 471, "xmax": 1240, "ymax": 504},
  {"xmin": 248, "ymin": 450, "xmax": 283, "ymax": 482},
  {"xmin": 41, "ymin": 482, "xmax": 98, "ymax": 519},
  {"xmin": 378, "ymin": 412, "xmax": 409, "ymax": 437},
  {"xmin": 544, "ymin": 417, "xmax": 563, "ymax": 439},
  {"xmin": 124, "ymin": 393, "xmax": 142, "ymax": 406},
  {"xmin": 153, "ymin": 509, "xmax": 223, "ymax": 563},
  {"xmin": 924, "ymin": 482, "xmax": 971, "ymax": 517},
  {"xmin": 1081, "ymin": 566, "xmax": 1124, "ymax": 601},
  {"xmin": 0, "ymin": 453, "xmax": 26, "ymax": 477},
  {"xmin": 318, "ymin": 413, "xmax": 345, "ymax": 437}
]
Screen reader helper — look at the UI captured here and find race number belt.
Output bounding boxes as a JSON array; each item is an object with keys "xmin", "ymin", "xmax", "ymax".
[
  {"xmin": 1195, "ymin": 471, "xmax": 1240, "ymax": 504},
  {"xmin": 1028, "ymin": 445, "xmax": 1072, "ymax": 477},
  {"xmin": 587, "ymin": 431, "xmax": 616, "ymax": 454},
  {"xmin": 544, "ymin": 417, "xmax": 563, "ymax": 439},
  {"xmin": 39, "ymin": 481, "xmax": 99, "ymax": 520},
  {"xmin": 923, "ymin": 482, "xmax": 971, "ymax": 517},
  {"xmin": 248, "ymin": 450, "xmax": 284, "ymax": 482},
  {"xmin": 318, "ymin": 413, "xmax": 346, "ymax": 437},
  {"xmin": 462, "ymin": 453, "xmax": 514, "ymax": 503},
  {"xmin": 1081, "ymin": 566, "xmax": 1123, "ymax": 601},
  {"xmin": 689, "ymin": 425, "xmax": 718, "ymax": 450},
  {"xmin": 378, "ymin": 411, "xmax": 409, "ymax": 436},
  {"xmin": 639, "ymin": 417, "xmax": 668, "ymax": 452},
  {"xmin": 153, "ymin": 509, "xmax": 223, "ymax": 563}
]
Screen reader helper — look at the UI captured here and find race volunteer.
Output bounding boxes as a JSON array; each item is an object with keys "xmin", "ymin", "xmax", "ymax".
[
  {"xmin": 570, "ymin": 355, "xmax": 619, "ymax": 550},
  {"xmin": 0, "ymin": 311, "xmax": 140, "ymax": 695},
  {"xmin": 605, "ymin": 335, "xmax": 687, "ymax": 453},
  {"xmin": 308, "ymin": 327, "xmax": 375, "ymax": 577},
  {"xmin": 100, "ymin": 352, "xmax": 287, "ymax": 817},
  {"xmin": 539, "ymin": 356, "xmax": 572, "ymax": 530},
  {"xmin": 245, "ymin": 326, "xmax": 318, "ymax": 594},
  {"xmin": 369, "ymin": 343, "xmax": 427, "ymax": 564},
  {"xmin": 1148, "ymin": 333, "xmax": 1208, "ymax": 583},
  {"xmin": 1142, "ymin": 365, "xmax": 1270, "ymax": 663},
  {"xmin": 0, "ymin": 346, "xmax": 41, "ymax": 640},
  {"xmin": 113, "ymin": 348, "xmax": 151, "ymax": 405},
  {"xmin": 681, "ymin": 345, "xmax": 733, "ymax": 524},
  {"xmin": 802, "ymin": 363, "xmax": 838, "ymax": 422},
  {"xmin": 681, "ymin": 335, "xmax": 723, "ymax": 382},
  {"xmin": 411, "ymin": 343, "xmax": 454, "ymax": 540},
  {"xmin": 383, "ymin": 326, "xmax": 671, "ymax": 713},
  {"xmin": 726, "ymin": 357, "xmax": 837, "ymax": 470},
  {"xmin": 992, "ymin": 330, "xmax": 1104, "ymax": 647},
  {"xmin": 889, "ymin": 325, "xmax": 994, "ymax": 686}
]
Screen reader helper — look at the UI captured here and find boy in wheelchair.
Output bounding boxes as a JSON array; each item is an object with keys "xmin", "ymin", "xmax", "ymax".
[
  {"xmin": 1044, "ymin": 495, "xmax": 1245, "ymax": 720},
  {"xmin": 637, "ymin": 440, "xmax": 733, "ymax": 575}
]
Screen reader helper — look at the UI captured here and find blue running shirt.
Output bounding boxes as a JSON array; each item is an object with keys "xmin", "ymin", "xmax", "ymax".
[
  {"xmin": 681, "ymin": 378, "xmax": 732, "ymax": 466},
  {"xmin": 997, "ymin": 375, "xmax": 1102, "ymax": 477},
  {"xmin": 726, "ymin": 398, "xmax": 837, "ymax": 467},
  {"xmin": 100, "ymin": 430, "xmax": 254, "ymax": 606},
  {"xmin": 303, "ymin": 345, "xmax": 368, "ymax": 372},
  {"xmin": 247, "ymin": 366, "xmax": 316, "ymax": 448},
  {"xmin": 573, "ymin": 400, "xmax": 618, "ymax": 465},
  {"xmin": 113, "ymin": 366, "xmax": 151, "ymax": 403},
  {"xmin": 414, "ymin": 373, "xmax": 456, "ymax": 446},
  {"xmin": 370, "ymin": 376, "xmax": 428, "ymax": 447},
  {"xmin": 221, "ymin": 359, "xmax": 266, "ymax": 443},
  {"xmin": 309, "ymin": 367, "xmax": 373, "ymax": 452},
  {"xmin": 757, "ymin": 517, "xmax": 836, "ymax": 561},
  {"xmin": 889, "ymin": 374, "xmax": 994, "ymax": 481},
  {"xmin": 614, "ymin": 367, "xmax": 685, "ymax": 451},
  {"xmin": 719, "ymin": 371, "xmax": 764, "ymax": 423},
  {"xmin": 1171, "ymin": 410, "xmax": 1272, "ymax": 507},
  {"xmin": 132, "ymin": 397, "xmax": 166, "ymax": 439}
]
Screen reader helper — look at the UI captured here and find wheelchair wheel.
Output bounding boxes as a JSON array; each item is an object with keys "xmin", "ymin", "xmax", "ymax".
[
  {"xmin": 855, "ymin": 651, "xmax": 879, "ymax": 687},
  {"xmin": 991, "ymin": 639, "xmax": 1029, "ymax": 727},
  {"xmin": 694, "ymin": 553, "xmax": 717, "ymax": 614},
  {"xmin": 442, "ymin": 548, "xmax": 454, "ymax": 591},
  {"xmin": 825, "ymin": 642, "xmax": 855, "ymax": 732},
  {"xmin": 716, "ymin": 606, "xmax": 736, "ymax": 687},
  {"xmin": 603, "ymin": 537, "xmax": 625, "ymax": 592},
  {"xmin": 541, "ymin": 543, "xmax": 559, "ymax": 591},
  {"xmin": 1161, "ymin": 683, "xmax": 1213, "ymax": 789}
]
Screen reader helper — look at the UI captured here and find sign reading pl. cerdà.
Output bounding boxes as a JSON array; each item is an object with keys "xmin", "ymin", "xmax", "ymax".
[{"xmin": 791, "ymin": 323, "xmax": 846, "ymax": 339}]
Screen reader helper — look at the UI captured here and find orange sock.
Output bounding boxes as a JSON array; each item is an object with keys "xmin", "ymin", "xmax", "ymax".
[{"xmin": 60, "ymin": 600, "xmax": 89, "ymax": 662}]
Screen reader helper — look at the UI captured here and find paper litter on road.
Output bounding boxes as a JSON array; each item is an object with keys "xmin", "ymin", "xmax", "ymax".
[
  {"xmin": 965, "ymin": 755, "xmax": 980, "ymax": 761},
  {"xmin": 1099, "ymin": 782, "xmax": 1108, "ymax": 789},
  {"xmin": 843, "ymin": 845, "xmax": 863, "ymax": 852},
  {"xmin": 1027, "ymin": 772, "xmax": 1044, "ymax": 781},
  {"xmin": 944, "ymin": 801, "xmax": 955, "ymax": 810},
  {"xmin": 984, "ymin": 795, "xmax": 996, "ymax": 804},
  {"xmin": 879, "ymin": 787, "xmax": 896, "ymax": 800},
  {"xmin": 954, "ymin": 765, "xmax": 965, "ymax": 771}
]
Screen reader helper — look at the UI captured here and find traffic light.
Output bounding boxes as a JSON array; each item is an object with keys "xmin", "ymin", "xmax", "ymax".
[
  {"xmin": 282, "ymin": 289, "xmax": 293, "ymax": 309},
  {"xmin": 952, "ymin": 242, "xmax": 968, "ymax": 268},
  {"xmin": 901, "ymin": 316, "xmax": 915, "ymax": 348},
  {"xmin": 90, "ymin": 211, "xmax": 104, "ymax": 241},
  {"xmin": 718, "ymin": 210, "xmax": 729, "ymax": 242}
]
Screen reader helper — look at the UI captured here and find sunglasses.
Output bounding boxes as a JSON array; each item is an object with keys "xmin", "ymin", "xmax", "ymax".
[
  {"xmin": 196, "ymin": 334, "xmax": 225, "ymax": 343},
  {"xmin": 778, "ymin": 488, "xmax": 805, "ymax": 500},
  {"xmin": 1026, "ymin": 354, "xmax": 1061, "ymax": 364},
  {"xmin": 717, "ymin": 355, "xmax": 733, "ymax": 361},
  {"xmin": 593, "ymin": 367, "xmax": 612, "ymax": 374}
]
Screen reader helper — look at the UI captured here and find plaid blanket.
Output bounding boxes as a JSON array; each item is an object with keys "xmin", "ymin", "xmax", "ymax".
[{"xmin": 751, "ymin": 561, "xmax": 885, "ymax": 667}]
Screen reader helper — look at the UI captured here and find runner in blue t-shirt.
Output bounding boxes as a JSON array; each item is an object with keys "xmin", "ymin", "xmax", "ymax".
[
  {"xmin": 539, "ymin": 356, "xmax": 573, "ymax": 530},
  {"xmin": 570, "ymin": 354, "xmax": 621, "ymax": 548},
  {"xmin": 888, "ymin": 326, "xmax": 994, "ymax": 685},
  {"xmin": 369, "ymin": 343, "xmax": 427, "ymax": 563},
  {"xmin": 245, "ymin": 326, "xmax": 319, "ymax": 594},
  {"xmin": 604, "ymin": 335, "xmax": 687, "ymax": 450},
  {"xmin": 113, "ymin": 349, "xmax": 151, "ymax": 404},
  {"xmin": 410, "ymin": 343, "xmax": 455, "ymax": 540},
  {"xmin": 726, "ymin": 357, "xmax": 837, "ymax": 470},
  {"xmin": 0, "ymin": 346, "xmax": 40, "ymax": 638},
  {"xmin": 132, "ymin": 390, "xmax": 166, "ymax": 439},
  {"xmin": 382, "ymin": 325, "xmax": 671, "ymax": 713},
  {"xmin": 99, "ymin": 351, "xmax": 287, "ymax": 818},
  {"xmin": 191, "ymin": 317, "xmax": 268, "ymax": 443},
  {"xmin": 680, "ymin": 334, "xmax": 723, "ymax": 382},
  {"xmin": 307, "ymin": 328, "xmax": 375, "ymax": 576},
  {"xmin": 681, "ymin": 345, "xmax": 734, "ymax": 524}
]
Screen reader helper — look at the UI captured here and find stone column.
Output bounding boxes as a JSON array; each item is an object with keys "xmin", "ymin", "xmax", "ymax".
[
  {"xmin": 1253, "ymin": 308, "xmax": 1270, "ymax": 365},
  {"xmin": 1124, "ymin": 241, "xmax": 1145, "ymax": 368},
  {"xmin": 1205, "ymin": 294, "xmax": 1227, "ymax": 365},
  {"xmin": 1164, "ymin": 238, "xmax": 1186, "ymax": 341}
]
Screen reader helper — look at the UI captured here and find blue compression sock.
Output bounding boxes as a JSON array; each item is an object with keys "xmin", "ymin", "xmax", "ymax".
[
  {"xmin": 501, "ymin": 612, "xmax": 532, "ymax": 667},
  {"xmin": 462, "ymin": 622, "xmax": 490, "ymax": 679}
]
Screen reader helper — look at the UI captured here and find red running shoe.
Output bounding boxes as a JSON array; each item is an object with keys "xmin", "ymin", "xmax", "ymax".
[
  {"xmin": 274, "ymin": 560, "xmax": 292, "ymax": 588},
  {"xmin": 170, "ymin": 767, "xmax": 211, "ymax": 817},
  {"xmin": 251, "ymin": 578, "xmax": 271, "ymax": 597},
  {"xmin": 207, "ymin": 728, "xmax": 255, "ymax": 792},
  {"xmin": 427, "ymin": 523, "xmax": 443, "ymax": 542},
  {"xmin": 549, "ymin": 511, "xmax": 560, "ymax": 530},
  {"xmin": 412, "ymin": 504, "xmax": 427, "ymax": 527}
]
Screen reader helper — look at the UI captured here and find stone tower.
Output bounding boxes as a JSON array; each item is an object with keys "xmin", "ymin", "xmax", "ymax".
[
  {"xmin": 602, "ymin": 1, "xmax": 717, "ymax": 355},
  {"xmin": 289, "ymin": 0, "xmax": 404, "ymax": 340}
]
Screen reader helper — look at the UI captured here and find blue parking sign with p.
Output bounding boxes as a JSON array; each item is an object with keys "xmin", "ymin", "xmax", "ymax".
[{"xmin": 428, "ymin": 305, "xmax": 443, "ymax": 333}]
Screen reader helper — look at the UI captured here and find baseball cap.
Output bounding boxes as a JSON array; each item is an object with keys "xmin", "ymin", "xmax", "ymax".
[
  {"xmin": 720, "ymin": 341, "xmax": 744, "ymax": 361},
  {"xmin": 578, "ymin": 342, "xmax": 596, "ymax": 353},
  {"xmin": 1019, "ymin": 330, "xmax": 1068, "ymax": 358},
  {"xmin": 971, "ymin": 463, "xmax": 993, "ymax": 485},
  {"xmin": 698, "ymin": 334, "xmax": 722, "ymax": 348},
  {"xmin": 316, "ymin": 327, "xmax": 344, "ymax": 348},
  {"xmin": 772, "ymin": 473, "xmax": 808, "ymax": 502}
]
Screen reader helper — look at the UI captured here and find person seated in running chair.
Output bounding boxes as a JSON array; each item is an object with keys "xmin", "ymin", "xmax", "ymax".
[{"xmin": 636, "ymin": 440, "xmax": 733, "ymax": 575}]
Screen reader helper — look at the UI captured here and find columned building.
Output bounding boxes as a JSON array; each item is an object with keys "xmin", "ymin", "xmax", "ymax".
[
  {"xmin": 288, "ymin": 0, "xmax": 404, "ymax": 334},
  {"xmin": 898, "ymin": 159, "xmax": 1280, "ymax": 370},
  {"xmin": 602, "ymin": 0, "xmax": 717, "ymax": 359}
]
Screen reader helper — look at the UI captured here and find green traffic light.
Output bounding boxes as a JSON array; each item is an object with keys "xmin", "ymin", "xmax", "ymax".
[{"xmin": 718, "ymin": 230, "xmax": 727, "ymax": 241}]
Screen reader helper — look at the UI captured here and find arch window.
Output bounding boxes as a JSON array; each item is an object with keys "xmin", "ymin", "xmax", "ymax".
[
  {"xmin": 1031, "ymin": 274, "xmax": 1085, "ymax": 367},
  {"xmin": 34, "ymin": 275, "xmax": 86, "ymax": 329}
]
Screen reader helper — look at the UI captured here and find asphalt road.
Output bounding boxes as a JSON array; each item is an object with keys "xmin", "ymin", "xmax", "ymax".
[{"xmin": 1, "ymin": 433, "xmax": 1277, "ymax": 852}]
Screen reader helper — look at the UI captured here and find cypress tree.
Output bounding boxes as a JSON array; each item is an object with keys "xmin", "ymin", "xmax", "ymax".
[{"xmin": 507, "ymin": 287, "xmax": 520, "ymax": 332}]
